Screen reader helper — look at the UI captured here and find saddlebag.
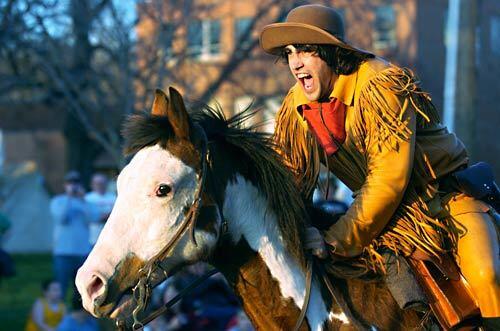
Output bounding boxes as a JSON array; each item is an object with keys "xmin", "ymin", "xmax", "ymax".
[{"xmin": 407, "ymin": 250, "xmax": 481, "ymax": 330}]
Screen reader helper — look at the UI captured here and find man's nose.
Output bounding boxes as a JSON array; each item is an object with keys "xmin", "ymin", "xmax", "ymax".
[{"xmin": 289, "ymin": 53, "xmax": 304, "ymax": 70}]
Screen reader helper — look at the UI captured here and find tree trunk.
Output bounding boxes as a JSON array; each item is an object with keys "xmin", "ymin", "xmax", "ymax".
[
  {"xmin": 455, "ymin": 0, "xmax": 477, "ymax": 159},
  {"xmin": 64, "ymin": 0, "xmax": 101, "ymax": 185}
]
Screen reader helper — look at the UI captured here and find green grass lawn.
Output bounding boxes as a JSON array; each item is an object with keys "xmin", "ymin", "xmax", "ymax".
[{"xmin": 0, "ymin": 254, "xmax": 53, "ymax": 330}]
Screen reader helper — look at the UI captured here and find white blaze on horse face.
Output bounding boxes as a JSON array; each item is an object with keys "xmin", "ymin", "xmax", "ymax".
[
  {"xmin": 87, "ymin": 144, "xmax": 199, "ymax": 278},
  {"xmin": 223, "ymin": 175, "xmax": 342, "ymax": 331}
]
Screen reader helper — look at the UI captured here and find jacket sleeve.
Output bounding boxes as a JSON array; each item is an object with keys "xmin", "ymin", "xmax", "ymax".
[{"xmin": 323, "ymin": 85, "xmax": 417, "ymax": 257}]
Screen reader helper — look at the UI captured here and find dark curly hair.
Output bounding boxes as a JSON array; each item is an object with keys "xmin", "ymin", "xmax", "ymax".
[{"xmin": 278, "ymin": 44, "xmax": 374, "ymax": 75}]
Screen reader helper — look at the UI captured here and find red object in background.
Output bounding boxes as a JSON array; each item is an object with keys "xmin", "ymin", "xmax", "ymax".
[{"xmin": 301, "ymin": 98, "xmax": 347, "ymax": 155}]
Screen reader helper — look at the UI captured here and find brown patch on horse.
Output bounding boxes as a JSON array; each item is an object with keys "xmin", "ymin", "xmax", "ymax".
[
  {"xmin": 338, "ymin": 276, "xmax": 423, "ymax": 330},
  {"xmin": 96, "ymin": 254, "xmax": 146, "ymax": 316},
  {"xmin": 122, "ymin": 113, "xmax": 202, "ymax": 170},
  {"xmin": 213, "ymin": 239, "xmax": 308, "ymax": 330},
  {"xmin": 212, "ymin": 239, "xmax": 348, "ymax": 331}
]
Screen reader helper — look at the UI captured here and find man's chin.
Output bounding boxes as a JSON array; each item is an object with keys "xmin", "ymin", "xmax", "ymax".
[
  {"xmin": 298, "ymin": 85, "xmax": 320, "ymax": 102},
  {"xmin": 304, "ymin": 91, "xmax": 320, "ymax": 102}
]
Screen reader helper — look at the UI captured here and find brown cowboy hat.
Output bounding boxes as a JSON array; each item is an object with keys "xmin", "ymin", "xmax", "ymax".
[{"xmin": 260, "ymin": 4, "xmax": 368, "ymax": 55}]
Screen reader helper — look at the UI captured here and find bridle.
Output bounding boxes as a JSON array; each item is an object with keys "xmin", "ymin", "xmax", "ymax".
[
  {"xmin": 114, "ymin": 125, "xmax": 313, "ymax": 331},
  {"xmin": 114, "ymin": 126, "xmax": 213, "ymax": 330}
]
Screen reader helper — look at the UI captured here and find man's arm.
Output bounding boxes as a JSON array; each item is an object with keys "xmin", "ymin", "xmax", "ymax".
[
  {"xmin": 323, "ymin": 91, "xmax": 417, "ymax": 257},
  {"xmin": 50, "ymin": 197, "xmax": 69, "ymax": 225}
]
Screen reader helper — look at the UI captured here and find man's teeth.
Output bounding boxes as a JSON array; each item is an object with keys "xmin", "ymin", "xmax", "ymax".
[{"xmin": 297, "ymin": 73, "xmax": 311, "ymax": 79}]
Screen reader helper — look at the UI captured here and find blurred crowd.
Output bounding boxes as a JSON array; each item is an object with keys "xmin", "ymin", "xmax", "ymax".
[
  {"xmin": 145, "ymin": 263, "xmax": 253, "ymax": 331},
  {"xmin": 0, "ymin": 167, "xmax": 350, "ymax": 331},
  {"xmin": 22, "ymin": 170, "xmax": 116, "ymax": 331},
  {"xmin": 0, "ymin": 170, "xmax": 254, "ymax": 331}
]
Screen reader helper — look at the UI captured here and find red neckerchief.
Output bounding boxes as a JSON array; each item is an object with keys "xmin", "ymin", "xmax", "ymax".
[{"xmin": 301, "ymin": 98, "xmax": 347, "ymax": 155}]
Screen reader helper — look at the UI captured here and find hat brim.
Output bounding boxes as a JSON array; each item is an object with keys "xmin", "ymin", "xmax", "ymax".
[{"xmin": 260, "ymin": 22, "xmax": 367, "ymax": 55}]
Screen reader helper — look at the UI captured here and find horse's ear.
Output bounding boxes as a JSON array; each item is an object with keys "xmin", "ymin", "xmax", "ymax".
[
  {"xmin": 167, "ymin": 86, "xmax": 190, "ymax": 140},
  {"xmin": 151, "ymin": 88, "xmax": 169, "ymax": 117}
]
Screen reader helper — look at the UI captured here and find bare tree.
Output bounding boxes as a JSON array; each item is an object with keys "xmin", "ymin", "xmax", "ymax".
[
  {"xmin": 0, "ymin": 0, "xmax": 134, "ymax": 181},
  {"xmin": 0, "ymin": 0, "xmax": 298, "ymax": 181}
]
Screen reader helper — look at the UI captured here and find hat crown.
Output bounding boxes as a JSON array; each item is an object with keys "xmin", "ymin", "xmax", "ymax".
[{"xmin": 286, "ymin": 5, "xmax": 345, "ymax": 40}]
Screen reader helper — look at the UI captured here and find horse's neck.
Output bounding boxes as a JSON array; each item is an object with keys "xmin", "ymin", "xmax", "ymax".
[{"xmin": 212, "ymin": 174, "xmax": 348, "ymax": 331}]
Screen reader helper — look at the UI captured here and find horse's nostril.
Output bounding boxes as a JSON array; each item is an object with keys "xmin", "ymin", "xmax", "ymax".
[{"xmin": 88, "ymin": 274, "xmax": 106, "ymax": 302}]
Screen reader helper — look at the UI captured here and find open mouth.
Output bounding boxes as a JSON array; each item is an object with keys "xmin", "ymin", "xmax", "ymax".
[
  {"xmin": 93, "ymin": 286, "xmax": 133, "ymax": 319},
  {"xmin": 106, "ymin": 269, "xmax": 173, "ymax": 321},
  {"xmin": 109, "ymin": 293, "xmax": 134, "ymax": 319},
  {"xmin": 297, "ymin": 73, "xmax": 314, "ymax": 92}
]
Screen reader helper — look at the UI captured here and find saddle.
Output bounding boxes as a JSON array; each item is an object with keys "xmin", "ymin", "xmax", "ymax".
[{"xmin": 407, "ymin": 249, "xmax": 481, "ymax": 330}]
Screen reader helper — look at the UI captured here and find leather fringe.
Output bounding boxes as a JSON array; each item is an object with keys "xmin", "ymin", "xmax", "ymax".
[{"xmin": 273, "ymin": 67, "xmax": 464, "ymax": 276}]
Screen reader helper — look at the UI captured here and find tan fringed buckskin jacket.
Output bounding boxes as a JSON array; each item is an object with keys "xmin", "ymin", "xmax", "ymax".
[{"xmin": 274, "ymin": 58, "xmax": 468, "ymax": 271}]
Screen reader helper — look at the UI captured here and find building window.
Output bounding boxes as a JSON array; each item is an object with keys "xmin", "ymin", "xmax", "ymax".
[
  {"xmin": 491, "ymin": 15, "xmax": 500, "ymax": 56},
  {"xmin": 234, "ymin": 95, "xmax": 253, "ymax": 113},
  {"xmin": 160, "ymin": 23, "xmax": 175, "ymax": 57},
  {"xmin": 187, "ymin": 19, "xmax": 221, "ymax": 60},
  {"xmin": 235, "ymin": 17, "xmax": 253, "ymax": 48},
  {"xmin": 262, "ymin": 97, "xmax": 281, "ymax": 133},
  {"xmin": 233, "ymin": 96, "xmax": 281, "ymax": 133},
  {"xmin": 373, "ymin": 5, "xmax": 397, "ymax": 51}
]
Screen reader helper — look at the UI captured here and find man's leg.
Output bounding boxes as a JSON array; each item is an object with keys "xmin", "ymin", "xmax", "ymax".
[
  {"xmin": 454, "ymin": 208, "xmax": 500, "ymax": 317},
  {"xmin": 67, "ymin": 255, "xmax": 87, "ymax": 298},
  {"xmin": 53, "ymin": 255, "xmax": 71, "ymax": 298}
]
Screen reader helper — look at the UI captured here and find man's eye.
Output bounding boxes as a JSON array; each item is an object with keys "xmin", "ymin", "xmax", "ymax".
[{"xmin": 156, "ymin": 184, "xmax": 172, "ymax": 197}]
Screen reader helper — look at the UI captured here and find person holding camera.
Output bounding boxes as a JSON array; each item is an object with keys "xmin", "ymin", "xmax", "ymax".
[{"xmin": 50, "ymin": 171, "xmax": 97, "ymax": 299}]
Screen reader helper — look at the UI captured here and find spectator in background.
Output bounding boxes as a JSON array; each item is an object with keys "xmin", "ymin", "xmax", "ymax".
[
  {"xmin": 56, "ymin": 291, "xmax": 99, "ymax": 331},
  {"xmin": 178, "ymin": 263, "xmax": 240, "ymax": 331},
  {"xmin": 50, "ymin": 171, "xmax": 96, "ymax": 299},
  {"xmin": 85, "ymin": 173, "xmax": 116, "ymax": 246},
  {"xmin": 226, "ymin": 309, "xmax": 254, "ymax": 331},
  {"xmin": 0, "ymin": 209, "xmax": 10, "ymax": 241},
  {"xmin": 0, "ymin": 209, "xmax": 14, "ymax": 280},
  {"xmin": 146, "ymin": 281, "xmax": 192, "ymax": 331},
  {"xmin": 25, "ymin": 279, "xmax": 66, "ymax": 331}
]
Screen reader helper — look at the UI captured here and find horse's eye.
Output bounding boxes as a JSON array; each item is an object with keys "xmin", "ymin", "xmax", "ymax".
[{"xmin": 156, "ymin": 184, "xmax": 172, "ymax": 197}]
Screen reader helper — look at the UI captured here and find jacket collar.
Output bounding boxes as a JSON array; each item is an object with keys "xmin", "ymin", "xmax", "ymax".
[{"xmin": 292, "ymin": 69, "xmax": 358, "ymax": 110}]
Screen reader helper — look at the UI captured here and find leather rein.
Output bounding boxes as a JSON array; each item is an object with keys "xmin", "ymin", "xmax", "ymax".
[{"xmin": 115, "ymin": 127, "xmax": 313, "ymax": 331}]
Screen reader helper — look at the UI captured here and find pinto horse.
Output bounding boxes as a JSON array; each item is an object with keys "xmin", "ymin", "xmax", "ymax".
[{"xmin": 76, "ymin": 87, "xmax": 428, "ymax": 330}]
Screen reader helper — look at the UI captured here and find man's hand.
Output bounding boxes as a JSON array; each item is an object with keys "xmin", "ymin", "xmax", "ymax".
[{"xmin": 305, "ymin": 227, "xmax": 328, "ymax": 259}]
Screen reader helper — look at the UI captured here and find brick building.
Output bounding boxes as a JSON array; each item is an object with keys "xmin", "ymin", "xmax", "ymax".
[
  {"xmin": 136, "ymin": 0, "xmax": 500, "ymax": 175},
  {"xmin": 1, "ymin": 0, "xmax": 498, "ymax": 191}
]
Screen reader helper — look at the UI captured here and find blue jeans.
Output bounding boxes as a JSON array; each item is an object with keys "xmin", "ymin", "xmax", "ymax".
[{"xmin": 53, "ymin": 254, "xmax": 87, "ymax": 298}]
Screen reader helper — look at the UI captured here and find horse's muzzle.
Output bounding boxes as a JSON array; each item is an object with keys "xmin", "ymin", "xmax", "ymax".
[{"xmin": 76, "ymin": 267, "xmax": 113, "ymax": 317}]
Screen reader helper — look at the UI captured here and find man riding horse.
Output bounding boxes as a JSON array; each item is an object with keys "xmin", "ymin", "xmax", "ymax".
[{"xmin": 260, "ymin": 4, "xmax": 499, "ymax": 328}]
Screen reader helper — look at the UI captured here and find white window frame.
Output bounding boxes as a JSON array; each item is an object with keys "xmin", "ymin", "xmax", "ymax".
[
  {"xmin": 372, "ymin": 5, "xmax": 397, "ymax": 51},
  {"xmin": 188, "ymin": 19, "xmax": 222, "ymax": 61},
  {"xmin": 235, "ymin": 17, "xmax": 253, "ymax": 49}
]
